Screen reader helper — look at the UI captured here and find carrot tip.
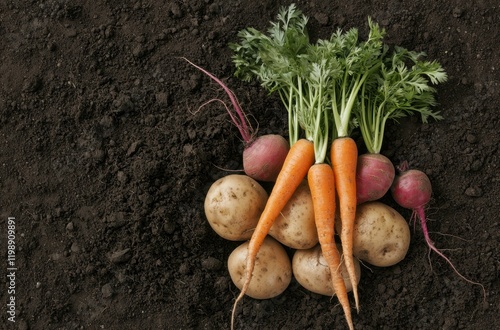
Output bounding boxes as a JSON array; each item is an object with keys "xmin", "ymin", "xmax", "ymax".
[{"xmin": 230, "ymin": 293, "xmax": 244, "ymax": 330}]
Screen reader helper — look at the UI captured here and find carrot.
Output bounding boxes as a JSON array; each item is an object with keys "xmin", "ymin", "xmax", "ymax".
[
  {"xmin": 330, "ymin": 136, "xmax": 360, "ymax": 312},
  {"xmin": 308, "ymin": 163, "xmax": 354, "ymax": 330},
  {"xmin": 231, "ymin": 138, "xmax": 315, "ymax": 329}
]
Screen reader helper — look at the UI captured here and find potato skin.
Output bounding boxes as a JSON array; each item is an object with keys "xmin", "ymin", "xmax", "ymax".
[
  {"xmin": 350, "ymin": 202, "xmax": 411, "ymax": 267},
  {"xmin": 228, "ymin": 236, "xmax": 292, "ymax": 299},
  {"xmin": 269, "ymin": 181, "xmax": 318, "ymax": 249},
  {"xmin": 204, "ymin": 175, "xmax": 268, "ymax": 241},
  {"xmin": 292, "ymin": 244, "xmax": 361, "ymax": 296}
]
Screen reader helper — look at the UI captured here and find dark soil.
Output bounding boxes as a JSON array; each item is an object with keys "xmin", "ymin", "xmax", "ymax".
[{"xmin": 1, "ymin": 1, "xmax": 498, "ymax": 329}]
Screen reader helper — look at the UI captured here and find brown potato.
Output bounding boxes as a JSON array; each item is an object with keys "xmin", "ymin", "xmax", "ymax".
[
  {"xmin": 228, "ymin": 236, "xmax": 292, "ymax": 299},
  {"xmin": 269, "ymin": 181, "xmax": 318, "ymax": 249},
  {"xmin": 342, "ymin": 201, "xmax": 411, "ymax": 267},
  {"xmin": 292, "ymin": 244, "xmax": 361, "ymax": 296},
  {"xmin": 204, "ymin": 175, "xmax": 268, "ymax": 241}
]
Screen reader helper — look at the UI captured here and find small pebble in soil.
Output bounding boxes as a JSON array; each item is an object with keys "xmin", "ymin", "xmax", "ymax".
[
  {"xmin": 201, "ymin": 257, "xmax": 223, "ymax": 271},
  {"xmin": 214, "ymin": 276, "xmax": 229, "ymax": 293},
  {"xmin": 71, "ymin": 242, "xmax": 80, "ymax": 253},
  {"xmin": 466, "ymin": 133, "xmax": 478, "ymax": 143},
  {"xmin": 169, "ymin": 3, "xmax": 183, "ymax": 18},
  {"xmin": 470, "ymin": 159, "xmax": 483, "ymax": 171},
  {"xmin": 85, "ymin": 265, "xmax": 95, "ymax": 274},
  {"xmin": 155, "ymin": 92, "xmax": 170, "ymax": 106},
  {"xmin": 99, "ymin": 115, "xmax": 114, "ymax": 128},
  {"xmin": 23, "ymin": 76, "xmax": 43, "ymax": 93},
  {"xmin": 465, "ymin": 186, "xmax": 483, "ymax": 197},
  {"xmin": 113, "ymin": 94, "xmax": 134, "ymax": 114},
  {"xmin": 50, "ymin": 253, "xmax": 62, "ymax": 261},
  {"xmin": 117, "ymin": 171, "xmax": 129, "ymax": 184},
  {"xmin": 178, "ymin": 262, "xmax": 190, "ymax": 275},
  {"xmin": 102, "ymin": 283, "xmax": 113, "ymax": 298},
  {"xmin": 314, "ymin": 13, "xmax": 329, "ymax": 25},
  {"xmin": 66, "ymin": 221, "xmax": 74, "ymax": 231},
  {"xmin": 127, "ymin": 141, "xmax": 142, "ymax": 156},
  {"xmin": 163, "ymin": 219, "xmax": 177, "ymax": 234},
  {"xmin": 109, "ymin": 248, "xmax": 131, "ymax": 264}
]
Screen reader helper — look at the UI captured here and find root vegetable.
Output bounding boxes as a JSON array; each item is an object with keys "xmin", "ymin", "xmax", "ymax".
[
  {"xmin": 308, "ymin": 163, "xmax": 354, "ymax": 330},
  {"xmin": 228, "ymin": 236, "xmax": 292, "ymax": 300},
  {"xmin": 243, "ymin": 134, "xmax": 290, "ymax": 182},
  {"xmin": 269, "ymin": 181, "xmax": 318, "ymax": 249},
  {"xmin": 330, "ymin": 137, "xmax": 360, "ymax": 314},
  {"xmin": 356, "ymin": 153, "xmax": 395, "ymax": 204},
  {"xmin": 390, "ymin": 164, "xmax": 432, "ymax": 210},
  {"xmin": 204, "ymin": 174, "xmax": 268, "ymax": 241},
  {"xmin": 183, "ymin": 57, "xmax": 289, "ymax": 182},
  {"xmin": 292, "ymin": 244, "xmax": 361, "ymax": 296},
  {"xmin": 391, "ymin": 161, "xmax": 486, "ymax": 297},
  {"xmin": 338, "ymin": 201, "xmax": 410, "ymax": 267}
]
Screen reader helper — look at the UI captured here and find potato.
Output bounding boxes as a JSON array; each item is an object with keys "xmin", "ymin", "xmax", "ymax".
[
  {"xmin": 292, "ymin": 244, "xmax": 361, "ymax": 296},
  {"xmin": 269, "ymin": 181, "xmax": 318, "ymax": 249},
  {"xmin": 228, "ymin": 236, "xmax": 292, "ymax": 299},
  {"xmin": 204, "ymin": 174, "xmax": 268, "ymax": 241},
  {"xmin": 342, "ymin": 201, "xmax": 411, "ymax": 267}
]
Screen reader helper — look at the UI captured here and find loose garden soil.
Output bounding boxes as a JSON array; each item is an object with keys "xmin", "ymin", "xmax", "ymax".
[{"xmin": 1, "ymin": 1, "xmax": 498, "ymax": 329}]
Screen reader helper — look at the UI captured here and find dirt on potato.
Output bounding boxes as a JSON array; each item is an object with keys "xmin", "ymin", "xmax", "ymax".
[{"xmin": 0, "ymin": 1, "xmax": 498, "ymax": 329}]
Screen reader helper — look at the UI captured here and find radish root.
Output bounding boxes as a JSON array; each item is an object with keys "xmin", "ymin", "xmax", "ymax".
[
  {"xmin": 181, "ymin": 57, "xmax": 256, "ymax": 144},
  {"xmin": 413, "ymin": 207, "xmax": 487, "ymax": 302}
]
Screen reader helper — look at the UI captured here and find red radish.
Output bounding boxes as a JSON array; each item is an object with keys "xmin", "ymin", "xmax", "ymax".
[
  {"xmin": 391, "ymin": 161, "xmax": 486, "ymax": 298},
  {"xmin": 182, "ymin": 57, "xmax": 289, "ymax": 181},
  {"xmin": 391, "ymin": 163, "xmax": 432, "ymax": 210},
  {"xmin": 356, "ymin": 153, "xmax": 395, "ymax": 204},
  {"xmin": 242, "ymin": 134, "xmax": 290, "ymax": 181}
]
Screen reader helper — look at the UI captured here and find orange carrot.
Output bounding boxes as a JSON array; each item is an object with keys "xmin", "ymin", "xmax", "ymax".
[
  {"xmin": 308, "ymin": 163, "xmax": 354, "ymax": 330},
  {"xmin": 330, "ymin": 136, "xmax": 360, "ymax": 312},
  {"xmin": 231, "ymin": 138, "xmax": 315, "ymax": 329}
]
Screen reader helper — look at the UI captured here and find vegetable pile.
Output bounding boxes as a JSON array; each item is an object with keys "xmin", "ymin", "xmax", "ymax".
[{"xmin": 195, "ymin": 4, "xmax": 484, "ymax": 330}]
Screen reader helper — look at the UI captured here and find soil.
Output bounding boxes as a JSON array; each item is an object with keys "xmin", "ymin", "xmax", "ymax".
[{"xmin": 1, "ymin": 1, "xmax": 498, "ymax": 329}]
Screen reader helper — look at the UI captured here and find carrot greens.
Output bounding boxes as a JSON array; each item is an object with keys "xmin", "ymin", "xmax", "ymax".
[
  {"xmin": 356, "ymin": 47, "xmax": 448, "ymax": 153},
  {"xmin": 230, "ymin": 5, "xmax": 392, "ymax": 149},
  {"xmin": 231, "ymin": 4, "xmax": 310, "ymax": 146},
  {"xmin": 327, "ymin": 18, "xmax": 386, "ymax": 139}
]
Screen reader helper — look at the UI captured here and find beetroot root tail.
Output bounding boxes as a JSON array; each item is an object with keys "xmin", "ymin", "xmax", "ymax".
[{"xmin": 414, "ymin": 207, "xmax": 487, "ymax": 301}]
